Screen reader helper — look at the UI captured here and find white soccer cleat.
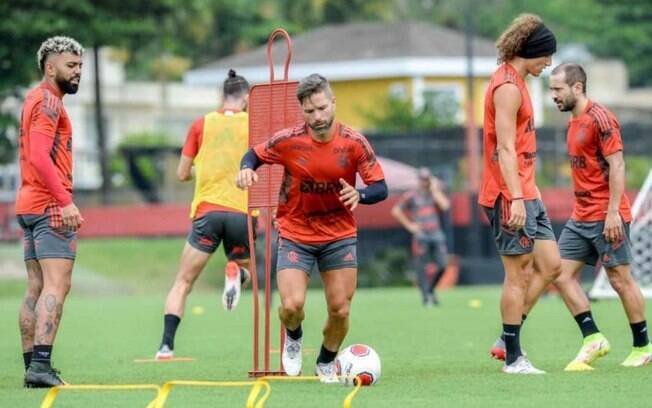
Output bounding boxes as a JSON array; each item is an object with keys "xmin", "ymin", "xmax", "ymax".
[
  {"xmin": 282, "ymin": 336, "xmax": 303, "ymax": 376},
  {"xmin": 155, "ymin": 344, "xmax": 174, "ymax": 361},
  {"xmin": 565, "ymin": 332, "xmax": 610, "ymax": 371},
  {"xmin": 315, "ymin": 361, "xmax": 339, "ymax": 384},
  {"xmin": 222, "ymin": 261, "xmax": 242, "ymax": 311},
  {"xmin": 502, "ymin": 356, "xmax": 545, "ymax": 375}
]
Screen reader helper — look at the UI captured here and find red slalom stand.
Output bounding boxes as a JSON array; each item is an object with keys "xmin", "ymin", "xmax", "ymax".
[{"xmin": 247, "ymin": 28, "xmax": 303, "ymax": 377}]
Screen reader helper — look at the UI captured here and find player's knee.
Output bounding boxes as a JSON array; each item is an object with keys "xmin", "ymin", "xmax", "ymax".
[
  {"xmin": 327, "ymin": 301, "xmax": 350, "ymax": 321},
  {"xmin": 553, "ymin": 270, "xmax": 573, "ymax": 287},
  {"xmin": 281, "ymin": 298, "xmax": 305, "ymax": 317},
  {"xmin": 547, "ymin": 260, "xmax": 562, "ymax": 282},
  {"xmin": 26, "ymin": 280, "xmax": 43, "ymax": 297},
  {"xmin": 606, "ymin": 268, "xmax": 631, "ymax": 294},
  {"xmin": 175, "ymin": 273, "xmax": 198, "ymax": 293}
]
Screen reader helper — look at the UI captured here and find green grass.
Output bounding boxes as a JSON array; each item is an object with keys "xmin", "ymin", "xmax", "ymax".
[
  {"xmin": 1, "ymin": 286, "xmax": 651, "ymax": 407},
  {"xmin": 0, "ymin": 238, "xmax": 228, "ymax": 296}
]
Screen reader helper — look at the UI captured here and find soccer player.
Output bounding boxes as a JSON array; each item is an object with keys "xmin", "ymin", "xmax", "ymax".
[
  {"xmin": 549, "ymin": 63, "xmax": 651, "ymax": 369},
  {"xmin": 392, "ymin": 167, "xmax": 450, "ymax": 306},
  {"xmin": 16, "ymin": 36, "xmax": 84, "ymax": 387},
  {"xmin": 155, "ymin": 70, "xmax": 252, "ymax": 360},
  {"xmin": 478, "ymin": 14, "xmax": 561, "ymax": 374},
  {"xmin": 236, "ymin": 74, "xmax": 387, "ymax": 383}
]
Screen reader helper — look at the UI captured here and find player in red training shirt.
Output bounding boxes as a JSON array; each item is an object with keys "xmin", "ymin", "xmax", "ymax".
[
  {"xmin": 550, "ymin": 63, "xmax": 651, "ymax": 369},
  {"xmin": 16, "ymin": 36, "xmax": 84, "ymax": 388},
  {"xmin": 237, "ymin": 74, "xmax": 387, "ymax": 382},
  {"xmin": 479, "ymin": 14, "xmax": 561, "ymax": 374}
]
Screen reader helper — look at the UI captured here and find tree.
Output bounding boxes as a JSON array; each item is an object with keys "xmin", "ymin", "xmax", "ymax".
[
  {"xmin": 0, "ymin": 0, "xmax": 174, "ymax": 201},
  {"xmin": 394, "ymin": 0, "xmax": 652, "ymax": 87}
]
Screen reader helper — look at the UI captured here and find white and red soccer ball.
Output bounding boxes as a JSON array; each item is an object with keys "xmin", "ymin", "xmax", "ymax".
[{"xmin": 335, "ymin": 344, "xmax": 381, "ymax": 386}]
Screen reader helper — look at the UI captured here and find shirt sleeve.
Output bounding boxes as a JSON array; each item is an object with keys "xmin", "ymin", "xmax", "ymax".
[
  {"xmin": 29, "ymin": 94, "xmax": 72, "ymax": 207},
  {"xmin": 354, "ymin": 134, "xmax": 385, "ymax": 185},
  {"xmin": 597, "ymin": 115, "xmax": 624, "ymax": 157},
  {"xmin": 181, "ymin": 118, "xmax": 204, "ymax": 158},
  {"xmin": 31, "ymin": 91, "xmax": 61, "ymax": 136},
  {"xmin": 253, "ymin": 131, "xmax": 286, "ymax": 165}
]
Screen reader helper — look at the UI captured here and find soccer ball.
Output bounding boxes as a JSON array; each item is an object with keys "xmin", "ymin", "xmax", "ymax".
[{"xmin": 335, "ymin": 344, "xmax": 381, "ymax": 386}]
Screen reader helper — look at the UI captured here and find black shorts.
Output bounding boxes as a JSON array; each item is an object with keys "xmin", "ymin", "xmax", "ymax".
[
  {"xmin": 276, "ymin": 237, "xmax": 358, "ymax": 274},
  {"xmin": 558, "ymin": 219, "xmax": 632, "ymax": 267},
  {"xmin": 482, "ymin": 196, "xmax": 556, "ymax": 256},
  {"xmin": 187, "ymin": 211, "xmax": 251, "ymax": 260},
  {"xmin": 18, "ymin": 205, "xmax": 77, "ymax": 261}
]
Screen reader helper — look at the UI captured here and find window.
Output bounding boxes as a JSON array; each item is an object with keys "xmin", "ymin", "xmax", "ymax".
[{"xmin": 422, "ymin": 84, "xmax": 463, "ymax": 124}]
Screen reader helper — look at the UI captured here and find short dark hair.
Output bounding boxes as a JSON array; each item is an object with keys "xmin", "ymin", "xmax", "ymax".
[
  {"xmin": 37, "ymin": 36, "xmax": 84, "ymax": 73},
  {"xmin": 223, "ymin": 69, "xmax": 249, "ymax": 98},
  {"xmin": 551, "ymin": 63, "xmax": 587, "ymax": 94},
  {"xmin": 296, "ymin": 74, "xmax": 332, "ymax": 104}
]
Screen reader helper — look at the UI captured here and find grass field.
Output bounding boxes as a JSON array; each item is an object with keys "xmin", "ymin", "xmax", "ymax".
[{"xmin": 1, "ymin": 240, "xmax": 651, "ymax": 407}]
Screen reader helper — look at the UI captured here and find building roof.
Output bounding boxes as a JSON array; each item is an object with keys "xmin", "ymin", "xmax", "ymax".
[{"xmin": 185, "ymin": 21, "xmax": 499, "ymax": 85}]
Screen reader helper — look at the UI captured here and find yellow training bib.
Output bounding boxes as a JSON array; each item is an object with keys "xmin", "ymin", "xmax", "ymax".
[{"xmin": 190, "ymin": 111, "xmax": 248, "ymax": 217}]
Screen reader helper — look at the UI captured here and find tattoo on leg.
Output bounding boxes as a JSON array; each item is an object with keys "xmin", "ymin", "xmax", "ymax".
[
  {"xmin": 25, "ymin": 296, "xmax": 37, "ymax": 312},
  {"xmin": 19, "ymin": 294, "xmax": 38, "ymax": 350},
  {"xmin": 45, "ymin": 294, "xmax": 56, "ymax": 313},
  {"xmin": 35, "ymin": 294, "xmax": 64, "ymax": 345}
]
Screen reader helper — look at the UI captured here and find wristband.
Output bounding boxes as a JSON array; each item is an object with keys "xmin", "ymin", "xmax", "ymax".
[{"xmin": 511, "ymin": 196, "xmax": 524, "ymax": 201}]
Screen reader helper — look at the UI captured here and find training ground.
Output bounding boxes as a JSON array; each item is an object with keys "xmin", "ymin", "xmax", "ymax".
[{"xmin": 1, "ymin": 238, "xmax": 650, "ymax": 407}]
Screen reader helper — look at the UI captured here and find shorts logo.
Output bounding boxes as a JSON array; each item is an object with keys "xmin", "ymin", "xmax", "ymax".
[
  {"xmin": 288, "ymin": 250, "xmax": 299, "ymax": 263},
  {"xmin": 343, "ymin": 252, "xmax": 354, "ymax": 262},
  {"xmin": 611, "ymin": 239, "xmax": 624, "ymax": 250},
  {"xmin": 231, "ymin": 246, "xmax": 246, "ymax": 255},
  {"xmin": 519, "ymin": 236, "xmax": 532, "ymax": 249},
  {"xmin": 198, "ymin": 237, "xmax": 214, "ymax": 247},
  {"xmin": 603, "ymin": 254, "xmax": 610, "ymax": 263}
]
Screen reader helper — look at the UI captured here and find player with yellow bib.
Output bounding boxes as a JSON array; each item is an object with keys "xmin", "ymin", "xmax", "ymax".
[{"xmin": 155, "ymin": 70, "xmax": 252, "ymax": 360}]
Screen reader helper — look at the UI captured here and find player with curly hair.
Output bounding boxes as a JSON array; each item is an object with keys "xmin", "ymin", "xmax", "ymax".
[{"xmin": 478, "ymin": 14, "xmax": 560, "ymax": 374}]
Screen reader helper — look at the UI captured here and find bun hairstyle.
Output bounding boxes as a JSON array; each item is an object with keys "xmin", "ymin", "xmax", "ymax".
[{"xmin": 223, "ymin": 69, "xmax": 249, "ymax": 97}]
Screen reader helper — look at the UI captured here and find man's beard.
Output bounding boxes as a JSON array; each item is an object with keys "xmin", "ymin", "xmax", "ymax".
[
  {"xmin": 309, "ymin": 117, "xmax": 334, "ymax": 134},
  {"xmin": 556, "ymin": 96, "xmax": 576, "ymax": 112},
  {"xmin": 56, "ymin": 74, "xmax": 80, "ymax": 94}
]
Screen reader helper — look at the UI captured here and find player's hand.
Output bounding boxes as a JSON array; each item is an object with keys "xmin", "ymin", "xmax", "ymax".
[
  {"xmin": 603, "ymin": 210, "xmax": 624, "ymax": 243},
  {"xmin": 507, "ymin": 199, "xmax": 526, "ymax": 231},
  {"xmin": 535, "ymin": 186, "xmax": 542, "ymax": 200},
  {"xmin": 236, "ymin": 168, "xmax": 258, "ymax": 190},
  {"xmin": 272, "ymin": 207, "xmax": 279, "ymax": 229},
  {"xmin": 429, "ymin": 176, "xmax": 442, "ymax": 192},
  {"xmin": 407, "ymin": 222, "xmax": 422, "ymax": 235},
  {"xmin": 61, "ymin": 202, "xmax": 84, "ymax": 232},
  {"xmin": 339, "ymin": 178, "xmax": 360, "ymax": 211}
]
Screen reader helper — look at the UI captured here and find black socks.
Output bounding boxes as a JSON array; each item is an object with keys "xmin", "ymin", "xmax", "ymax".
[
  {"xmin": 501, "ymin": 315, "xmax": 527, "ymax": 342},
  {"xmin": 573, "ymin": 311, "xmax": 600, "ymax": 338},
  {"xmin": 161, "ymin": 314, "xmax": 181, "ymax": 349},
  {"xmin": 630, "ymin": 321, "xmax": 649, "ymax": 348},
  {"xmin": 317, "ymin": 344, "xmax": 338, "ymax": 364},
  {"xmin": 23, "ymin": 351, "xmax": 32, "ymax": 371},
  {"xmin": 502, "ymin": 324, "xmax": 522, "ymax": 365},
  {"xmin": 32, "ymin": 345, "xmax": 53, "ymax": 366},
  {"xmin": 286, "ymin": 325, "xmax": 303, "ymax": 341}
]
